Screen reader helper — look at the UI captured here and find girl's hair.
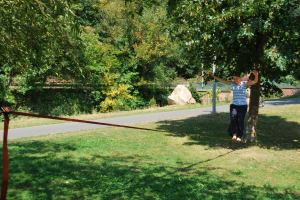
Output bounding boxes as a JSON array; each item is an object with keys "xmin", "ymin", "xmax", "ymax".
[
  {"xmin": 231, "ymin": 72, "xmax": 242, "ymax": 77},
  {"xmin": 230, "ymin": 71, "xmax": 246, "ymax": 77}
]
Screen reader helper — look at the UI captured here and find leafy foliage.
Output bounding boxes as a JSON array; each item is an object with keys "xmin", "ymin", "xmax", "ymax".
[
  {"xmin": 188, "ymin": 82, "xmax": 201, "ymax": 103},
  {"xmin": 0, "ymin": 0, "xmax": 83, "ymax": 105},
  {"xmin": 168, "ymin": 0, "xmax": 299, "ymax": 138},
  {"xmin": 1, "ymin": 0, "xmax": 299, "ymax": 114},
  {"xmin": 75, "ymin": 0, "xmax": 180, "ymax": 110},
  {"xmin": 168, "ymin": 0, "xmax": 300, "ymax": 91}
]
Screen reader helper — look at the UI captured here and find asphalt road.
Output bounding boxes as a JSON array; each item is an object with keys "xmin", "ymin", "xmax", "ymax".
[{"xmin": 2, "ymin": 97, "xmax": 299, "ymax": 140}]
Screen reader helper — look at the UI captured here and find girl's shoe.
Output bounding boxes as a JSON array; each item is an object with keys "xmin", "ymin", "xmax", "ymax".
[
  {"xmin": 232, "ymin": 135, "xmax": 237, "ymax": 141},
  {"xmin": 236, "ymin": 137, "xmax": 242, "ymax": 142}
]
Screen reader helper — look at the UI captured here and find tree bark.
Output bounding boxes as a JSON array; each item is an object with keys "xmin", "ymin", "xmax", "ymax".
[
  {"xmin": 246, "ymin": 80, "xmax": 260, "ymax": 142},
  {"xmin": 245, "ymin": 32, "xmax": 266, "ymax": 143}
]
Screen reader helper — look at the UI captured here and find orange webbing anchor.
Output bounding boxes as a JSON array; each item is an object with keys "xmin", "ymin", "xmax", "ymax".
[{"xmin": 1, "ymin": 107, "xmax": 10, "ymax": 200}]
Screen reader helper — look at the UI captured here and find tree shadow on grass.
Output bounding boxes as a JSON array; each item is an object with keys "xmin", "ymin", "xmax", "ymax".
[
  {"xmin": 1, "ymin": 141, "xmax": 299, "ymax": 199},
  {"xmin": 156, "ymin": 113, "xmax": 300, "ymax": 150}
]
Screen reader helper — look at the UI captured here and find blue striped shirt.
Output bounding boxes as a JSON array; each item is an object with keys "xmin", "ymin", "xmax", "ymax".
[{"xmin": 232, "ymin": 81, "xmax": 247, "ymax": 105}]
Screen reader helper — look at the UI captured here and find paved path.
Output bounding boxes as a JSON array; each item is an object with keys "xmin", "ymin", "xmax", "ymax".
[
  {"xmin": 2, "ymin": 97, "xmax": 299, "ymax": 140},
  {"xmin": 3, "ymin": 105, "xmax": 228, "ymax": 140},
  {"xmin": 264, "ymin": 97, "xmax": 300, "ymax": 106}
]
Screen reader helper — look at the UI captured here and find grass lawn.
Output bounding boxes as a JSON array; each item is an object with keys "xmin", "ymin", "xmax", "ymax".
[
  {"xmin": 1, "ymin": 104, "xmax": 300, "ymax": 199},
  {"xmin": 0, "ymin": 103, "xmax": 221, "ymax": 129}
]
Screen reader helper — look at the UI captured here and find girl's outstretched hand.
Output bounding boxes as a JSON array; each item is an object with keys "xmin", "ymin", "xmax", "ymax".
[{"xmin": 252, "ymin": 70, "xmax": 258, "ymax": 76}]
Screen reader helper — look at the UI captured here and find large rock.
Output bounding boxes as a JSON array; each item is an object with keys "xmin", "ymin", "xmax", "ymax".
[{"xmin": 168, "ymin": 85, "xmax": 196, "ymax": 105}]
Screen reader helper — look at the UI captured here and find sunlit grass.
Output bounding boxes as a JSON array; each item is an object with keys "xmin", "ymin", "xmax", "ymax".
[{"xmin": 2, "ymin": 104, "xmax": 300, "ymax": 199}]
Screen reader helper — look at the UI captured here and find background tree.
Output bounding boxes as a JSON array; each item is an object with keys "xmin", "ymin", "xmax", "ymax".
[
  {"xmin": 74, "ymin": 0, "xmax": 183, "ymax": 109},
  {"xmin": 0, "ymin": 0, "xmax": 83, "ymax": 105},
  {"xmin": 168, "ymin": 0, "xmax": 300, "ymax": 141}
]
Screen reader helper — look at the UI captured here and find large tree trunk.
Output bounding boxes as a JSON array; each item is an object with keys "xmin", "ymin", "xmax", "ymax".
[
  {"xmin": 245, "ymin": 32, "xmax": 266, "ymax": 143},
  {"xmin": 246, "ymin": 77, "xmax": 260, "ymax": 142}
]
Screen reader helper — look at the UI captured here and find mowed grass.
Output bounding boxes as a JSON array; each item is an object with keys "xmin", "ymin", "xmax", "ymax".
[{"xmin": 1, "ymin": 105, "xmax": 300, "ymax": 199}]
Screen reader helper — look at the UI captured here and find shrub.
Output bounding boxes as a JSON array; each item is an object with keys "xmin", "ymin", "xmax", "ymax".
[{"xmin": 188, "ymin": 82, "xmax": 200, "ymax": 103}]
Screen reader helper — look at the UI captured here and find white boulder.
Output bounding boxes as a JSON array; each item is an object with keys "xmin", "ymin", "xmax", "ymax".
[{"xmin": 167, "ymin": 85, "xmax": 196, "ymax": 105}]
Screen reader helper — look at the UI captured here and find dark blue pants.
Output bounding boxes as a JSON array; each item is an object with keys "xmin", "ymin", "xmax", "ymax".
[{"xmin": 228, "ymin": 104, "xmax": 248, "ymax": 138}]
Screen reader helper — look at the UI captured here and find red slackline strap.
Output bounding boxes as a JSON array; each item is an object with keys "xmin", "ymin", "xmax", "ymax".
[
  {"xmin": 0, "ymin": 107, "xmax": 162, "ymax": 200},
  {"xmin": 1, "ymin": 107, "xmax": 10, "ymax": 200},
  {"xmin": 0, "ymin": 106, "xmax": 248, "ymax": 199},
  {"xmin": 9, "ymin": 110, "xmax": 159, "ymax": 132}
]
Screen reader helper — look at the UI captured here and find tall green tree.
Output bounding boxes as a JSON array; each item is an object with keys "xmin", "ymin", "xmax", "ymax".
[
  {"xmin": 75, "ymin": 0, "xmax": 182, "ymax": 107},
  {"xmin": 0, "ymin": 0, "xmax": 83, "ymax": 105},
  {"xmin": 168, "ymin": 0, "xmax": 300, "ymax": 141},
  {"xmin": 125, "ymin": 0, "xmax": 180, "ymax": 103}
]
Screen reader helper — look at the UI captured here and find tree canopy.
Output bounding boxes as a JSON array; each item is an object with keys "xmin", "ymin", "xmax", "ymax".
[
  {"xmin": 168, "ymin": 0, "xmax": 299, "ymax": 140},
  {"xmin": 0, "ymin": 0, "xmax": 299, "ymax": 116},
  {"xmin": 168, "ymin": 0, "xmax": 299, "ymax": 90},
  {"xmin": 0, "ymin": 0, "xmax": 83, "ymax": 104}
]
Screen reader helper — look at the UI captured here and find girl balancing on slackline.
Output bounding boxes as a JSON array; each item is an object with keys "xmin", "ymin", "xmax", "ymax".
[{"xmin": 209, "ymin": 70, "xmax": 259, "ymax": 142}]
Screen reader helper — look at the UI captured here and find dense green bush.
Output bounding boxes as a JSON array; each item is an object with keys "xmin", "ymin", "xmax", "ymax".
[
  {"xmin": 188, "ymin": 82, "xmax": 201, "ymax": 103},
  {"xmin": 14, "ymin": 89, "xmax": 94, "ymax": 116}
]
